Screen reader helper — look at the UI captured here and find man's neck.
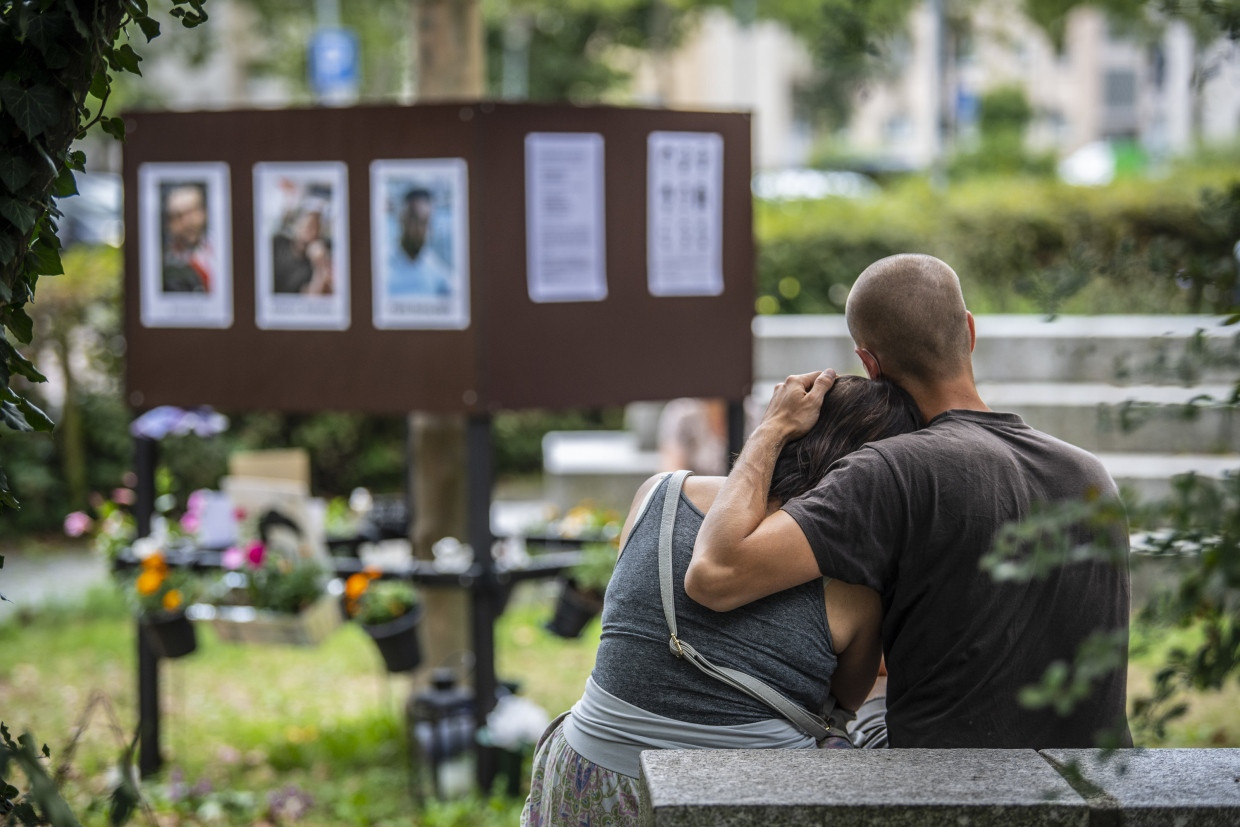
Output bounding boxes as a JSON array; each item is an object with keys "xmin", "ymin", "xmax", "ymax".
[{"xmin": 905, "ymin": 375, "xmax": 989, "ymax": 422}]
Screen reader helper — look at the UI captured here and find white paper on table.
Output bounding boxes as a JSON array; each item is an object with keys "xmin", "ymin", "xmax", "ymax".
[
  {"xmin": 646, "ymin": 131, "xmax": 723, "ymax": 297},
  {"xmin": 524, "ymin": 132, "xmax": 607, "ymax": 303}
]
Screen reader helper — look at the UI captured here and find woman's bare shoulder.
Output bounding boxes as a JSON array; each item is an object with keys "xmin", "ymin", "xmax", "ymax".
[{"xmin": 682, "ymin": 475, "xmax": 726, "ymax": 513}]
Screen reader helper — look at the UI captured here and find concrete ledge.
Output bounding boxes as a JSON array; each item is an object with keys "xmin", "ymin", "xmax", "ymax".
[
  {"xmin": 1042, "ymin": 749, "xmax": 1240, "ymax": 827},
  {"xmin": 638, "ymin": 749, "xmax": 1087, "ymax": 827},
  {"xmin": 639, "ymin": 749, "xmax": 1240, "ymax": 827},
  {"xmin": 753, "ymin": 314, "xmax": 1240, "ymax": 385}
]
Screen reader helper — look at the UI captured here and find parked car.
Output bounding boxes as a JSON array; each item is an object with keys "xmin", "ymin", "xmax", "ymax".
[
  {"xmin": 751, "ymin": 168, "xmax": 880, "ymax": 201},
  {"xmin": 55, "ymin": 171, "xmax": 123, "ymax": 247}
]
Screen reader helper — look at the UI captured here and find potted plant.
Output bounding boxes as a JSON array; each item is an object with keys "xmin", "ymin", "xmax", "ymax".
[
  {"xmin": 134, "ymin": 552, "xmax": 200, "ymax": 659},
  {"xmin": 209, "ymin": 541, "xmax": 340, "ymax": 646},
  {"xmin": 546, "ymin": 542, "xmax": 616, "ymax": 639},
  {"xmin": 525, "ymin": 504, "xmax": 622, "ymax": 553},
  {"xmin": 346, "ymin": 572, "xmax": 424, "ymax": 673}
]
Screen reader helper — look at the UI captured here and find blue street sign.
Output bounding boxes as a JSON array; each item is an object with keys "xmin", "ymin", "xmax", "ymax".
[{"xmin": 309, "ymin": 27, "xmax": 359, "ymax": 104}]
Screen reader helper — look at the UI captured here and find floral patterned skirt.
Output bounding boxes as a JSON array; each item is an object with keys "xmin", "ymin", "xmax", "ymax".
[{"xmin": 520, "ymin": 714, "xmax": 642, "ymax": 827}]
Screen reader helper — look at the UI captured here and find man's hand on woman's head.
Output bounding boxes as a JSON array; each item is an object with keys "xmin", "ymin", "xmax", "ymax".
[{"xmin": 759, "ymin": 369, "xmax": 837, "ymax": 442}]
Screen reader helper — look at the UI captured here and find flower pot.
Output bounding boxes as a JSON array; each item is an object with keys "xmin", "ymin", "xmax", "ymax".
[
  {"xmin": 210, "ymin": 593, "xmax": 342, "ymax": 646},
  {"xmin": 362, "ymin": 604, "xmax": 424, "ymax": 673},
  {"xmin": 544, "ymin": 579, "xmax": 604, "ymax": 639},
  {"xmin": 140, "ymin": 611, "xmax": 198, "ymax": 659}
]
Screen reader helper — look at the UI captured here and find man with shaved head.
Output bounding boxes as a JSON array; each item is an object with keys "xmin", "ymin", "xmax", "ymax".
[{"xmin": 687, "ymin": 253, "xmax": 1131, "ymax": 749}]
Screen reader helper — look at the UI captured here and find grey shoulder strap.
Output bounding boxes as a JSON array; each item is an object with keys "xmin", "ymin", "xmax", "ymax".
[
  {"xmin": 656, "ymin": 470, "xmax": 851, "ymax": 744},
  {"xmin": 617, "ymin": 472, "xmax": 674, "ymax": 556}
]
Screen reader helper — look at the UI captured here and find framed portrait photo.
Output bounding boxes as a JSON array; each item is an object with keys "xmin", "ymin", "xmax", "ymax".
[
  {"xmin": 370, "ymin": 158, "xmax": 470, "ymax": 330},
  {"xmin": 138, "ymin": 162, "xmax": 233, "ymax": 328},
  {"xmin": 253, "ymin": 162, "xmax": 350, "ymax": 331}
]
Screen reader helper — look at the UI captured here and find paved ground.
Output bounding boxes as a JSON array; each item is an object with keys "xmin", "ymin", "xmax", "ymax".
[{"xmin": 0, "ymin": 545, "xmax": 107, "ymax": 624}]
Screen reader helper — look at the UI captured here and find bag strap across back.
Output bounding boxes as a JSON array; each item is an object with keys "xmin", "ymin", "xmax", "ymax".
[{"xmin": 655, "ymin": 470, "xmax": 851, "ymax": 744}]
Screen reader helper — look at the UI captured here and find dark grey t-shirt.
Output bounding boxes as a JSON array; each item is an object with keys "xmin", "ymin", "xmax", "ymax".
[
  {"xmin": 593, "ymin": 475, "xmax": 837, "ymax": 725},
  {"xmin": 783, "ymin": 410, "xmax": 1132, "ymax": 748}
]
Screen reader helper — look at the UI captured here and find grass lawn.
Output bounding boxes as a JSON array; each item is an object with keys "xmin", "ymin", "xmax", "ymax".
[
  {"xmin": 1, "ymin": 581, "xmax": 598, "ymax": 826},
  {"xmin": 1, "ymin": 579, "xmax": 1235, "ymax": 825}
]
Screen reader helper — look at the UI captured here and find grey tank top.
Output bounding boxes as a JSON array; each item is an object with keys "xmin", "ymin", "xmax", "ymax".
[{"xmin": 591, "ymin": 475, "xmax": 837, "ymax": 725}]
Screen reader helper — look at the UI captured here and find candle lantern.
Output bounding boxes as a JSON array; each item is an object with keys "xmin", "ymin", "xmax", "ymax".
[{"xmin": 407, "ymin": 667, "xmax": 476, "ymax": 802}]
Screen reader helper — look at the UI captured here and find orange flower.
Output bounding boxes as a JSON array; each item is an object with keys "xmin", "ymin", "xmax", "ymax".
[
  {"xmin": 141, "ymin": 552, "xmax": 168, "ymax": 574},
  {"xmin": 136, "ymin": 568, "xmax": 165, "ymax": 596},
  {"xmin": 345, "ymin": 573, "xmax": 373, "ymax": 601},
  {"xmin": 162, "ymin": 589, "xmax": 183, "ymax": 611}
]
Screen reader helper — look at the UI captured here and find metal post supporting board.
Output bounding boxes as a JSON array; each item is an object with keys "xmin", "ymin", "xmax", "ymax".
[
  {"xmin": 467, "ymin": 413, "xmax": 499, "ymax": 791},
  {"xmin": 133, "ymin": 434, "xmax": 163, "ymax": 777}
]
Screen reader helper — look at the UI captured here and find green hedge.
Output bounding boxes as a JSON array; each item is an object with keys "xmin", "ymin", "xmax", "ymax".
[{"xmin": 756, "ymin": 161, "xmax": 1240, "ymax": 317}]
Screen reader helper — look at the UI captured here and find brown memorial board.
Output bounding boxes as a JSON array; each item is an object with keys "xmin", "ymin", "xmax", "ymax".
[{"xmin": 122, "ymin": 102, "xmax": 754, "ymax": 414}]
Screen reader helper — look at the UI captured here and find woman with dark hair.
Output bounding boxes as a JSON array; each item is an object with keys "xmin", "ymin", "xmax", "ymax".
[{"xmin": 522, "ymin": 376, "xmax": 921, "ymax": 826}]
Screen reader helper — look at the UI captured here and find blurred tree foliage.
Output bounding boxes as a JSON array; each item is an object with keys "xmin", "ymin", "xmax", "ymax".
[
  {"xmin": 755, "ymin": 0, "xmax": 922, "ymax": 127},
  {"xmin": 482, "ymin": 0, "xmax": 702, "ymax": 102},
  {"xmin": 949, "ymin": 86, "xmax": 1057, "ymax": 180},
  {"xmin": 1023, "ymin": 0, "xmax": 1239, "ymax": 49},
  {"xmin": 189, "ymin": 0, "xmax": 925, "ymax": 127}
]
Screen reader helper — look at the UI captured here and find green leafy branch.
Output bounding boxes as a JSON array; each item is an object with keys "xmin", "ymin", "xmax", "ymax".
[
  {"xmin": 981, "ymin": 493, "xmax": 1131, "ymax": 583},
  {"xmin": 0, "ymin": 723, "xmax": 78, "ymax": 827},
  {"xmin": 0, "ymin": 0, "xmax": 208, "ymax": 511},
  {"xmin": 1017, "ymin": 628, "xmax": 1130, "ymax": 719},
  {"xmin": 1130, "ymin": 472, "xmax": 1240, "ymax": 738}
]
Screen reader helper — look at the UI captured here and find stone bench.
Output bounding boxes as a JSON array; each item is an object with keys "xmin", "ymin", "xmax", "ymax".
[{"xmin": 638, "ymin": 748, "xmax": 1240, "ymax": 826}]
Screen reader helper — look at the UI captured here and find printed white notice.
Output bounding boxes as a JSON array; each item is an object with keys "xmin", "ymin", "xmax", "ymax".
[
  {"xmin": 525, "ymin": 132, "xmax": 607, "ymax": 303},
  {"xmin": 647, "ymin": 131, "xmax": 723, "ymax": 296}
]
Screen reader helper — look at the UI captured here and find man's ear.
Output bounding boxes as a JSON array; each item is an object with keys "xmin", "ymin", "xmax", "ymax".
[
  {"xmin": 855, "ymin": 347, "xmax": 881, "ymax": 379},
  {"xmin": 966, "ymin": 311, "xmax": 977, "ymax": 353}
]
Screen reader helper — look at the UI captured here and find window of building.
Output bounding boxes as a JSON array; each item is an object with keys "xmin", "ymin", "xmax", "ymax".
[
  {"xmin": 1104, "ymin": 69, "xmax": 1137, "ymax": 109},
  {"xmin": 884, "ymin": 113, "xmax": 912, "ymax": 144}
]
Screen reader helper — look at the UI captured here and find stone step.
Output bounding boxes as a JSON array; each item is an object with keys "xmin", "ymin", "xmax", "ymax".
[
  {"xmin": 979, "ymin": 381, "xmax": 1239, "ymax": 454},
  {"xmin": 1099, "ymin": 452, "xmax": 1239, "ymax": 502},
  {"xmin": 553, "ymin": 316, "xmax": 1240, "ymax": 512},
  {"xmin": 746, "ymin": 379, "xmax": 1240, "ymax": 455},
  {"xmin": 541, "ymin": 430, "xmax": 1237, "ymax": 512},
  {"xmin": 754, "ymin": 314, "xmax": 1240, "ymax": 385}
]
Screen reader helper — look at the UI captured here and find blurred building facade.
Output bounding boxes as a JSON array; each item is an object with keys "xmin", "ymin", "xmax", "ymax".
[
  {"xmin": 112, "ymin": 1, "xmax": 1238, "ymax": 174},
  {"xmin": 627, "ymin": 9, "xmax": 816, "ymax": 172},
  {"xmin": 634, "ymin": 2, "xmax": 1240, "ymax": 172}
]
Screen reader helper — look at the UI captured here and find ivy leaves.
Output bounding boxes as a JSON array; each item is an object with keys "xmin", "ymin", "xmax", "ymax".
[
  {"xmin": 0, "ymin": 1, "xmax": 209, "ymax": 513},
  {"xmin": 0, "ymin": 79, "xmax": 64, "ymax": 141}
]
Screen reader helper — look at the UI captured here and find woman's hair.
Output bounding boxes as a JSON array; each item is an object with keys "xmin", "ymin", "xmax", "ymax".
[{"xmin": 768, "ymin": 375, "xmax": 922, "ymax": 504}]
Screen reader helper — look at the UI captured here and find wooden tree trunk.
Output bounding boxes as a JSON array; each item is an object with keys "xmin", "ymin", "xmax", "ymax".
[
  {"xmin": 51, "ymin": 331, "xmax": 87, "ymax": 509},
  {"xmin": 408, "ymin": 0, "xmax": 483, "ymax": 682},
  {"xmin": 413, "ymin": 0, "xmax": 483, "ymax": 101},
  {"xmin": 409, "ymin": 412, "xmax": 471, "ymax": 677}
]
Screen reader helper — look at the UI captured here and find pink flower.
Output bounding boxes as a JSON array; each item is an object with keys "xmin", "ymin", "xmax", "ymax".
[
  {"xmin": 186, "ymin": 489, "xmax": 208, "ymax": 517},
  {"xmin": 221, "ymin": 546, "xmax": 244, "ymax": 570},
  {"xmin": 112, "ymin": 488, "xmax": 136, "ymax": 506},
  {"xmin": 180, "ymin": 513, "xmax": 201, "ymax": 535},
  {"xmin": 246, "ymin": 541, "xmax": 266, "ymax": 568},
  {"xmin": 63, "ymin": 511, "xmax": 93, "ymax": 537}
]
